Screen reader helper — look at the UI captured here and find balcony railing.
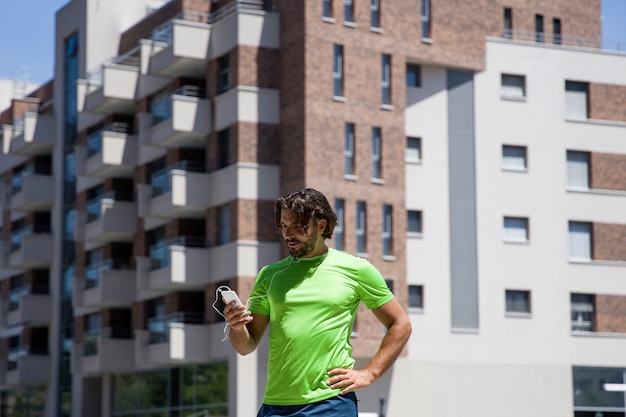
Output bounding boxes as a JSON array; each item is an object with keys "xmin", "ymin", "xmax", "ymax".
[
  {"xmin": 150, "ymin": 0, "xmax": 272, "ymax": 45},
  {"xmin": 11, "ymin": 165, "xmax": 52, "ymax": 195},
  {"xmin": 83, "ymin": 327, "xmax": 133, "ymax": 356},
  {"xmin": 10, "ymin": 224, "xmax": 51, "ymax": 252},
  {"xmin": 147, "ymin": 311, "xmax": 204, "ymax": 344},
  {"xmin": 151, "ymin": 86, "xmax": 205, "ymax": 126},
  {"xmin": 149, "ymin": 235, "xmax": 207, "ymax": 271},
  {"xmin": 150, "ymin": 160, "xmax": 206, "ymax": 197},
  {"xmin": 84, "ymin": 258, "xmax": 130, "ymax": 289},
  {"xmin": 86, "ymin": 190, "xmax": 134, "ymax": 223},
  {"xmin": 502, "ymin": 29, "xmax": 626, "ymax": 53},
  {"xmin": 86, "ymin": 47, "xmax": 141, "ymax": 87},
  {"xmin": 87, "ymin": 122, "xmax": 132, "ymax": 157}
]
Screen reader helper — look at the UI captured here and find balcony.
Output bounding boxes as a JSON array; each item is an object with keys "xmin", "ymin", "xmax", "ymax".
[
  {"xmin": 79, "ymin": 51, "xmax": 140, "ymax": 115},
  {"xmin": 139, "ymin": 86, "xmax": 211, "ymax": 149},
  {"xmin": 147, "ymin": 12, "xmax": 211, "ymax": 78},
  {"xmin": 0, "ymin": 290, "xmax": 52, "ymax": 327},
  {"xmin": 79, "ymin": 192, "xmax": 137, "ymax": 246},
  {"xmin": 0, "ymin": 347, "xmax": 50, "ymax": 388},
  {"xmin": 7, "ymin": 113, "xmax": 55, "ymax": 156},
  {"xmin": 77, "ymin": 123, "xmax": 137, "ymax": 178},
  {"xmin": 134, "ymin": 315, "xmax": 229, "ymax": 368},
  {"xmin": 214, "ymin": 86, "xmax": 280, "ymax": 131},
  {"xmin": 71, "ymin": 328, "xmax": 134, "ymax": 376},
  {"xmin": 137, "ymin": 236, "xmax": 209, "ymax": 291},
  {"xmin": 136, "ymin": 240, "xmax": 279, "ymax": 293},
  {"xmin": 8, "ymin": 226, "xmax": 53, "ymax": 269},
  {"xmin": 138, "ymin": 161, "xmax": 210, "ymax": 219},
  {"xmin": 9, "ymin": 167, "xmax": 54, "ymax": 212},
  {"xmin": 73, "ymin": 261, "xmax": 135, "ymax": 310}
]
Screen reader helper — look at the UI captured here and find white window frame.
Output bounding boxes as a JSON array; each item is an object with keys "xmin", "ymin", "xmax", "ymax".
[
  {"xmin": 381, "ymin": 54, "xmax": 392, "ymax": 105},
  {"xmin": 501, "ymin": 74, "xmax": 526, "ymax": 99},
  {"xmin": 503, "ymin": 216, "xmax": 529, "ymax": 242},
  {"xmin": 371, "ymin": 127, "xmax": 382, "ymax": 179},
  {"xmin": 571, "ymin": 293, "xmax": 594, "ymax": 332},
  {"xmin": 334, "ymin": 198, "xmax": 345, "ymax": 250},
  {"xmin": 356, "ymin": 201, "xmax": 367, "ymax": 255},
  {"xmin": 502, "ymin": 145, "xmax": 527, "ymax": 171},
  {"xmin": 505, "ymin": 289, "xmax": 531, "ymax": 315},
  {"xmin": 568, "ymin": 221, "xmax": 592, "ymax": 261},
  {"xmin": 406, "ymin": 137, "xmax": 422, "ymax": 163},
  {"xmin": 344, "ymin": 123, "xmax": 355, "ymax": 177},
  {"xmin": 566, "ymin": 150, "xmax": 590, "ymax": 190},
  {"xmin": 421, "ymin": 0, "xmax": 431, "ymax": 39},
  {"xmin": 382, "ymin": 204, "xmax": 393, "ymax": 257},
  {"xmin": 565, "ymin": 81, "xmax": 588, "ymax": 120},
  {"xmin": 333, "ymin": 44, "xmax": 344, "ymax": 98}
]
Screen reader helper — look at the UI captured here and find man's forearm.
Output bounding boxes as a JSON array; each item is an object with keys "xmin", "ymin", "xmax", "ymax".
[
  {"xmin": 365, "ymin": 318, "xmax": 412, "ymax": 379},
  {"xmin": 228, "ymin": 325, "xmax": 258, "ymax": 356}
]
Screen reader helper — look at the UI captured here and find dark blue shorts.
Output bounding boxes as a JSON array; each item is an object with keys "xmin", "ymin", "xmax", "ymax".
[{"xmin": 257, "ymin": 392, "xmax": 358, "ymax": 417}]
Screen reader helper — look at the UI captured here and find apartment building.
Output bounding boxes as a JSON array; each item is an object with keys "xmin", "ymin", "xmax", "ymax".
[{"xmin": 0, "ymin": 0, "xmax": 625, "ymax": 416}]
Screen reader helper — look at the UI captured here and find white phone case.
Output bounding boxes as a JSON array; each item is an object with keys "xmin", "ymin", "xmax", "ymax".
[{"xmin": 221, "ymin": 290, "xmax": 243, "ymax": 308}]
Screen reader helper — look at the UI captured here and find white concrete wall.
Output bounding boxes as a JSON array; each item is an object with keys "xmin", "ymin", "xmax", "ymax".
[{"xmin": 401, "ymin": 40, "xmax": 626, "ymax": 417}]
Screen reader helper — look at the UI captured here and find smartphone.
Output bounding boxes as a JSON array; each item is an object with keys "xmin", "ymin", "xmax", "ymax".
[{"xmin": 221, "ymin": 290, "xmax": 243, "ymax": 308}]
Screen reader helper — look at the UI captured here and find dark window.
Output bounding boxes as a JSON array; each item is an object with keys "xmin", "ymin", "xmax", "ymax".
[
  {"xmin": 406, "ymin": 64, "xmax": 421, "ymax": 87},
  {"xmin": 504, "ymin": 8, "xmax": 512, "ymax": 38},
  {"xmin": 553, "ymin": 18, "xmax": 562, "ymax": 44},
  {"xmin": 535, "ymin": 14, "xmax": 544, "ymax": 42},
  {"xmin": 409, "ymin": 285, "xmax": 423, "ymax": 309}
]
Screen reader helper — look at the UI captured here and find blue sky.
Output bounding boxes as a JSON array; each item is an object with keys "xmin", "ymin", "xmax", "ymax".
[{"xmin": 0, "ymin": 0, "xmax": 625, "ymax": 84}]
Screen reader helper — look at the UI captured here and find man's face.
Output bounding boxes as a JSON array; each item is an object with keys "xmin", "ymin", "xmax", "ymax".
[{"xmin": 279, "ymin": 209, "xmax": 317, "ymax": 258}]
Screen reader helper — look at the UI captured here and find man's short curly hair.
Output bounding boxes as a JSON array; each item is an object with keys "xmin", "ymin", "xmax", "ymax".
[{"xmin": 274, "ymin": 188, "xmax": 338, "ymax": 240}]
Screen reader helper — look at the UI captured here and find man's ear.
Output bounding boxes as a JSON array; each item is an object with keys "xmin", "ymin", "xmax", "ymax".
[{"xmin": 317, "ymin": 219, "xmax": 327, "ymax": 234}]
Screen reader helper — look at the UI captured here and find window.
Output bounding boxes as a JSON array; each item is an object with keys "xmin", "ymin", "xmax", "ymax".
[
  {"xmin": 218, "ymin": 54, "xmax": 231, "ymax": 94},
  {"xmin": 344, "ymin": 0, "xmax": 354, "ymax": 23},
  {"xmin": 381, "ymin": 54, "xmax": 392, "ymax": 105},
  {"xmin": 505, "ymin": 290, "xmax": 531, "ymax": 314},
  {"xmin": 218, "ymin": 204, "xmax": 230, "ymax": 245},
  {"xmin": 382, "ymin": 204, "xmax": 393, "ymax": 257},
  {"xmin": 421, "ymin": 0, "xmax": 431, "ymax": 39},
  {"xmin": 333, "ymin": 44, "xmax": 344, "ymax": 98},
  {"xmin": 406, "ymin": 64, "xmax": 421, "ymax": 88},
  {"xmin": 566, "ymin": 151, "xmax": 590, "ymax": 190},
  {"xmin": 334, "ymin": 199, "xmax": 345, "ymax": 250},
  {"xmin": 406, "ymin": 137, "xmax": 422, "ymax": 163},
  {"xmin": 568, "ymin": 221, "xmax": 591, "ymax": 261},
  {"xmin": 356, "ymin": 201, "xmax": 367, "ymax": 254},
  {"xmin": 371, "ymin": 127, "xmax": 382, "ymax": 179},
  {"xmin": 565, "ymin": 81, "xmax": 589, "ymax": 120},
  {"xmin": 501, "ymin": 74, "xmax": 525, "ymax": 99},
  {"xmin": 502, "ymin": 145, "xmax": 527, "ymax": 171},
  {"xmin": 503, "ymin": 216, "xmax": 529, "ymax": 242},
  {"xmin": 571, "ymin": 293, "xmax": 594, "ymax": 331},
  {"xmin": 370, "ymin": 0, "xmax": 380, "ymax": 28},
  {"xmin": 503, "ymin": 7, "xmax": 512, "ymax": 39},
  {"xmin": 408, "ymin": 285, "xmax": 424, "ymax": 309},
  {"xmin": 407, "ymin": 210, "xmax": 422, "ymax": 235},
  {"xmin": 218, "ymin": 128, "xmax": 230, "ymax": 169},
  {"xmin": 535, "ymin": 14, "xmax": 544, "ymax": 42},
  {"xmin": 323, "ymin": 0, "xmax": 333, "ymax": 18},
  {"xmin": 553, "ymin": 18, "xmax": 562, "ymax": 45},
  {"xmin": 344, "ymin": 123, "xmax": 355, "ymax": 176}
]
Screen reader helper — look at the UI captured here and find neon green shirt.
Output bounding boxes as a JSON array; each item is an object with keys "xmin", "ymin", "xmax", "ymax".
[{"xmin": 248, "ymin": 248, "xmax": 394, "ymax": 406}]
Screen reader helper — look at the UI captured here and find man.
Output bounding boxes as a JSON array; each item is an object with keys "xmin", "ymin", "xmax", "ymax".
[{"xmin": 224, "ymin": 188, "xmax": 412, "ymax": 417}]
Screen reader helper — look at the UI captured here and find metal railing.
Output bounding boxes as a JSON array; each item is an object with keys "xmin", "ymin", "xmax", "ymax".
[
  {"xmin": 150, "ymin": 85, "xmax": 205, "ymax": 126},
  {"xmin": 83, "ymin": 327, "xmax": 133, "ymax": 356},
  {"xmin": 148, "ymin": 235, "xmax": 207, "ymax": 271},
  {"xmin": 502, "ymin": 29, "xmax": 626, "ymax": 53},
  {"xmin": 86, "ymin": 122, "xmax": 132, "ymax": 157},
  {"xmin": 148, "ymin": 311, "xmax": 205, "ymax": 344},
  {"xmin": 149, "ymin": 160, "xmax": 207, "ymax": 197},
  {"xmin": 10, "ymin": 224, "xmax": 52, "ymax": 252}
]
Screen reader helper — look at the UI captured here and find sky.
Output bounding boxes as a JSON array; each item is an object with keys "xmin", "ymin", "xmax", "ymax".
[{"xmin": 0, "ymin": 0, "xmax": 625, "ymax": 85}]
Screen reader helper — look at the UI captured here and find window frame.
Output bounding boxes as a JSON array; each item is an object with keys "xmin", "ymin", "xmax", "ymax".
[
  {"xmin": 381, "ymin": 54, "xmax": 392, "ymax": 106},
  {"xmin": 334, "ymin": 198, "xmax": 345, "ymax": 251},
  {"xmin": 505, "ymin": 289, "xmax": 531, "ymax": 316},
  {"xmin": 407, "ymin": 210, "xmax": 422, "ymax": 236},
  {"xmin": 501, "ymin": 144, "xmax": 527, "ymax": 171},
  {"xmin": 371, "ymin": 127, "xmax": 382, "ymax": 180},
  {"xmin": 501, "ymin": 73, "xmax": 526, "ymax": 100},
  {"xmin": 408, "ymin": 285, "xmax": 424, "ymax": 311},
  {"xmin": 568, "ymin": 221, "xmax": 592, "ymax": 262},
  {"xmin": 344, "ymin": 123, "xmax": 356, "ymax": 178},
  {"xmin": 406, "ymin": 64, "xmax": 421, "ymax": 88},
  {"xmin": 503, "ymin": 216, "xmax": 529, "ymax": 243},
  {"xmin": 333, "ymin": 44, "xmax": 345, "ymax": 98},
  {"xmin": 382, "ymin": 204, "xmax": 393, "ymax": 258},
  {"xmin": 356, "ymin": 201, "xmax": 367, "ymax": 255},
  {"xmin": 370, "ymin": 0, "xmax": 381, "ymax": 29}
]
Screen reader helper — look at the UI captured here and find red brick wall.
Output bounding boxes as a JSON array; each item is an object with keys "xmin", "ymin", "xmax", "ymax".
[
  {"xmin": 591, "ymin": 152, "xmax": 626, "ymax": 192},
  {"xmin": 590, "ymin": 83, "xmax": 626, "ymax": 122},
  {"xmin": 595, "ymin": 294, "xmax": 626, "ymax": 333},
  {"xmin": 593, "ymin": 223, "xmax": 626, "ymax": 262}
]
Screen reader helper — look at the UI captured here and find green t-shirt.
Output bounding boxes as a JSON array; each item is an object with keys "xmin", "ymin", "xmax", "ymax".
[{"xmin": 248, "ymin": 248, "xmax": 394, "ymax": 406}]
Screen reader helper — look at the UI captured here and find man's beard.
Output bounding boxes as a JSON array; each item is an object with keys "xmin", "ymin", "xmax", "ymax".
[{"xmin": 286, "ymin": 234, "xmax": 316, "ymax": 258}]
